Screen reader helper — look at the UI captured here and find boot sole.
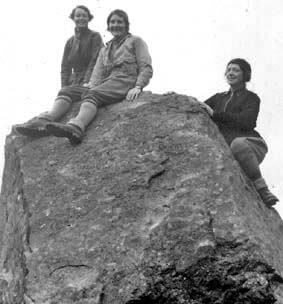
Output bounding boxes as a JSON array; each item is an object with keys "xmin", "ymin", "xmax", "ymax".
[
  {"xmin": 264, "ymin": 199, "xmax": 278, "ymax": 208},
  {"xmin": 15, "ymin": 126, "xmax": 49, "ymax": 137},
  {"xmin": 46, "ymin": 124, "xmax": 82, "ymax": 145}
]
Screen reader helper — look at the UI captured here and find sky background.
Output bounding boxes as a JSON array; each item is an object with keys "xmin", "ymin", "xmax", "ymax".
[{"xmin": 0, "ymin": 0, "xmax": 282, "ymax": 216}]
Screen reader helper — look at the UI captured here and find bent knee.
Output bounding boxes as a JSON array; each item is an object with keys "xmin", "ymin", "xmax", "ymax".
[
  {"xmin": 82, "ymin": 100, "xmax": 97, "ymax": 109},
  {"xmin": 230, "ymin": 137, "xmax": 250, "ymax": 157},
  {"xmin": 58, "ymin": 87, "xmax": 72, "ymax": 97}
]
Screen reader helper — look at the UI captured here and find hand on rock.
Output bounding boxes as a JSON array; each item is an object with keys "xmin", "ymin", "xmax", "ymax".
[
  {"xmin": 199, "ymin": 102, "xmax": 214, "ymax": 117},
  {"xmin": 126, "ymin": 87, "xmax": 142, "ymax": 102},
  {"xmin": 163, "ymin": 91, "xmax": 177, "ymax": 96}
]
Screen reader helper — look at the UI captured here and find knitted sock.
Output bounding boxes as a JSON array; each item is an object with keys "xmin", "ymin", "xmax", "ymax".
[
  {"xmin": 39, "ymin": 97, "xmax": 72, "ymax": 121},
  {"xmin": 68, "ymin": 101, "xmax": 97, "ymax": 132},
  {"xmin": 253, "ymin": 178, "xmax": 268, "ymax": 190}
]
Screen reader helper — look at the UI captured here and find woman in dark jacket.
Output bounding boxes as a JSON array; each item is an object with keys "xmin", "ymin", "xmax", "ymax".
[
  {"xmin": 16, "ymin": 5, "xmax": 103, "ymax": 137},
  {"xmin": 201, "ymin": 58, "xmax": 278, "ymax": 207}
]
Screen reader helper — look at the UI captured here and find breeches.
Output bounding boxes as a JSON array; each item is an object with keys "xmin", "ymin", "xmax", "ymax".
[
  {"xmin": 57, "ymin": 85, "xmax": 87, "ymax": 103},
  {"xmin": 230, "ymin": 137, "xmax": 268, "ymax": 165},
  {"xmin": 58, "ymin": 77, "xmax": 135, "ymax": 107},
  {"xmin": 82, "ymin": 77, "xmax": 135, "ymax": 107}
]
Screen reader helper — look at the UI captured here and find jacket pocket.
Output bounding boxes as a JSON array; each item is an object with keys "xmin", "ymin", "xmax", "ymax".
[{"xmin": 123, "ymin": 59, "xmax": 138, "ymax": 76}]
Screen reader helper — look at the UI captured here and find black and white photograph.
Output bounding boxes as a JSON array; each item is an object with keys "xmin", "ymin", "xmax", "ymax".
[{"xmin": 0, "ymin": 0, "xmax": 282, "ymax": 302}]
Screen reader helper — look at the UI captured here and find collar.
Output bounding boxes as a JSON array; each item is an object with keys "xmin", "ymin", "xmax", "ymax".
[
  {"xmin": 229, "ymin": 83, "xmax": 246, "ymax": 94},
  {"xmin": 74, "ymin": 27, "xmax": 89, "ymax": 38},
  {"xmin": 106, "ymin": 32, "xmax": 131, "ymax": 48}
]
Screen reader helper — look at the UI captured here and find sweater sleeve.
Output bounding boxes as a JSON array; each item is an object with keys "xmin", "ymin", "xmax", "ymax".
[
  {"xmin": 83, "ymin": 32, "xmax": 104, "ymax": 83},
  {"xmin": 134, "ymin": 37, "xmax": 153, "ymax": 88},
  {"xmin": 60, "ymin": 39, "xmax": 72, "ymax": 87},
  {"xmin": 204, "ymin": 93, "xmax": 219, "ymax": 108},
  {"xmin": 212, "ymin": 93, "xmax": 260, "ymax": 131},
  {"xmin": 88, "ymin": 48, "xmax": 105, "ymax": 86}
]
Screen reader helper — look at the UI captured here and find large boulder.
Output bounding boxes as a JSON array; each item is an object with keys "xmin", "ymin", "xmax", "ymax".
[{"xmin": 0, "ymin": 92, "xmax": 282, "ymax": 304}]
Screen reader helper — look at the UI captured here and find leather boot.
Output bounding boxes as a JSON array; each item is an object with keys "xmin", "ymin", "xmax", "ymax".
[
  {"xmin": 15, "ymin": 117, "xmax": 51, "ymax": 137},
  {"xmin": 257, "ymin": 187, "xmax": 279, "ymax": 207},
  {"xmin": 46, "ymin": 122, "xmax": 83, "ymax": 145}
]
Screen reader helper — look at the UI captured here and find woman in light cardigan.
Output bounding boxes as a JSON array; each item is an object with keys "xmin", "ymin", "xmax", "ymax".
[{"xmin": 46, "ymin": 9, "xmax": 153, "ymax": 144}]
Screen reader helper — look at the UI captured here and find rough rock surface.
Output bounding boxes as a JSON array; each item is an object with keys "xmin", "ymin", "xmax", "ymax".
[{"xmin": 0, "ymin": 92, "xmax": 282, "ymax": 304}]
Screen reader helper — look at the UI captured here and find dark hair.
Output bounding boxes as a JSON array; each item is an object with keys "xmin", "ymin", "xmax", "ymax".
[
  {"xmin": 107, "ymin": 9, "xmax": 130, "ymax": 32},
  {"xmin": 226, "ymin": 58, "xmax": 252, "ymax": 82},
  {"xmin": 69, "ymin": 5, "xmax": 93, "ymax": 21}
]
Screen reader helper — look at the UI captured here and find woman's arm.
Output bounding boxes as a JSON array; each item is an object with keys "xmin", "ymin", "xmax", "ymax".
[
  {"xmin": 199, "ymin": 93, "xmax": 219, "ymax": 116},
  {"xmin": 212, "ymin": 93, "xmax": 260, "ymax": 131},
  {"xmin": 60, "ymin": 39, "xmax": 72, "ymax": 88},
  {"xmin": 83, "ymin": 32, "xmax": 104, "ymax": 84},
  {"xmin": 134, "ymin": 37, "xmax": 153, "ymax": 88},
  {"xmin": 126, "ymin": 37, "xmax": 153, "ymax": 101},
  {"xmin": 87, "ymin": 49, "xmax": 105, "ymax": 88},
  {"xmin": 204, "ymin": 93, "xmax": 219, "ymax": 108}
]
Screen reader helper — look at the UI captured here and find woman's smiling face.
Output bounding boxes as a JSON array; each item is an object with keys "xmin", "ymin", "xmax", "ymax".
[
  {"xmin": 225, "ymin": 63, "xmax": 244, "ymax": 87},
  {"xmin": 73, "ymin": 8, "xmax": 90, "ymax": 28},
  {"xmin": 108, "ymin": 14, "xmax": 127, "ymax": 38}
]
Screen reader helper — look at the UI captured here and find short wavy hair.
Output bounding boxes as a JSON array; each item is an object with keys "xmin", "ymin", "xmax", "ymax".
[
  {"xmin": 69, "ymin": 5, "xmax": 93, "ymax": 21},
  {"xmin": 226, "ymin": 58, "xmax": 252, "ymax": 82},
  {"xmin": 107, "ymin": 9, "xmax": 129, "ymax": 32}
]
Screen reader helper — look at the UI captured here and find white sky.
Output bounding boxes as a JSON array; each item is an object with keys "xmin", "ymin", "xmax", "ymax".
[{"xmin": 0, "ymin": 0, "xmax": 282, "ymax": 216}]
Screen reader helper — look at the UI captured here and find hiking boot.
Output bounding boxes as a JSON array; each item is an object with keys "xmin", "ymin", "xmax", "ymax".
[
  {"xmin": 258, "ymin": 187, "xmax": 279, "ymax": 207},
  {"xmin": 15, "ymin": 117, "xmax": 50, "ymax": 137},
  {"xmin": 46, "ymin": 122, "xmax": 83, "ymax": 145}
]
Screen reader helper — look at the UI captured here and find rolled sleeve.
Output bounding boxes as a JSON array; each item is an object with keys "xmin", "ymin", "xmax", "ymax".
[{"xmin": 134, "ymin": 37, "xmax": 153, "ymax": 88}]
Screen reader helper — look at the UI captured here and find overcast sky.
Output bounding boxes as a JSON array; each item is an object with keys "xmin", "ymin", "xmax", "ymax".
[{"xmin": 0, "ymin": 0, "xmax": 282, "ymax": 216}]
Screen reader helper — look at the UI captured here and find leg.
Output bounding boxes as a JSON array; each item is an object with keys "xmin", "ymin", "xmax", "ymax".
[
  {"xmin": 46, "ymin": 100, "xmax": 97, "ymax": 145},
  {"xmin": 40, "ymin": 85, "xmax": 87, "ymax": 121},
  {"xmin": 15, "ymin": 85, "xmax": 85, "ymax": 137},
  {"xmin": 68, "ymin": 101, "xmax": 98, "ymax": 131},
  {"xmin": 46, "ymin": 79, "xmax": 131, "ymax": 144},
  {"xmin": 15, "ymin": 96, "xmax": 71, "ymax": 137},
  {"xmin": 39, "ymin": 96, "xmax": 72, "ymax": 121},
  {"xmin": 230, "ymin": 137, "xmax": 263, "ymax": 180},
  {"xmin": 230, "ymin": 137, "xmax": 278, "ymax": 207}
]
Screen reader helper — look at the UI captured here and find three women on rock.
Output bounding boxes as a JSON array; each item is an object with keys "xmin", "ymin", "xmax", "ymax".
[{"xmin": 15, "ymin": 6, "xmax": 278, "ymax": 207}]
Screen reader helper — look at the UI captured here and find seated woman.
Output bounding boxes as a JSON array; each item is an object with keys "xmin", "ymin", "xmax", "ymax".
[
  {"xmin": 45, "ymin": 9, "xmax": 153, "ymax": 144},
  {"xmin": 16, "ymin": 5, "xmax": 104, "ymax": 137},
  {"xmin": 201, "ymin": 58, "xmax": 278, "ymax": 207}
]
